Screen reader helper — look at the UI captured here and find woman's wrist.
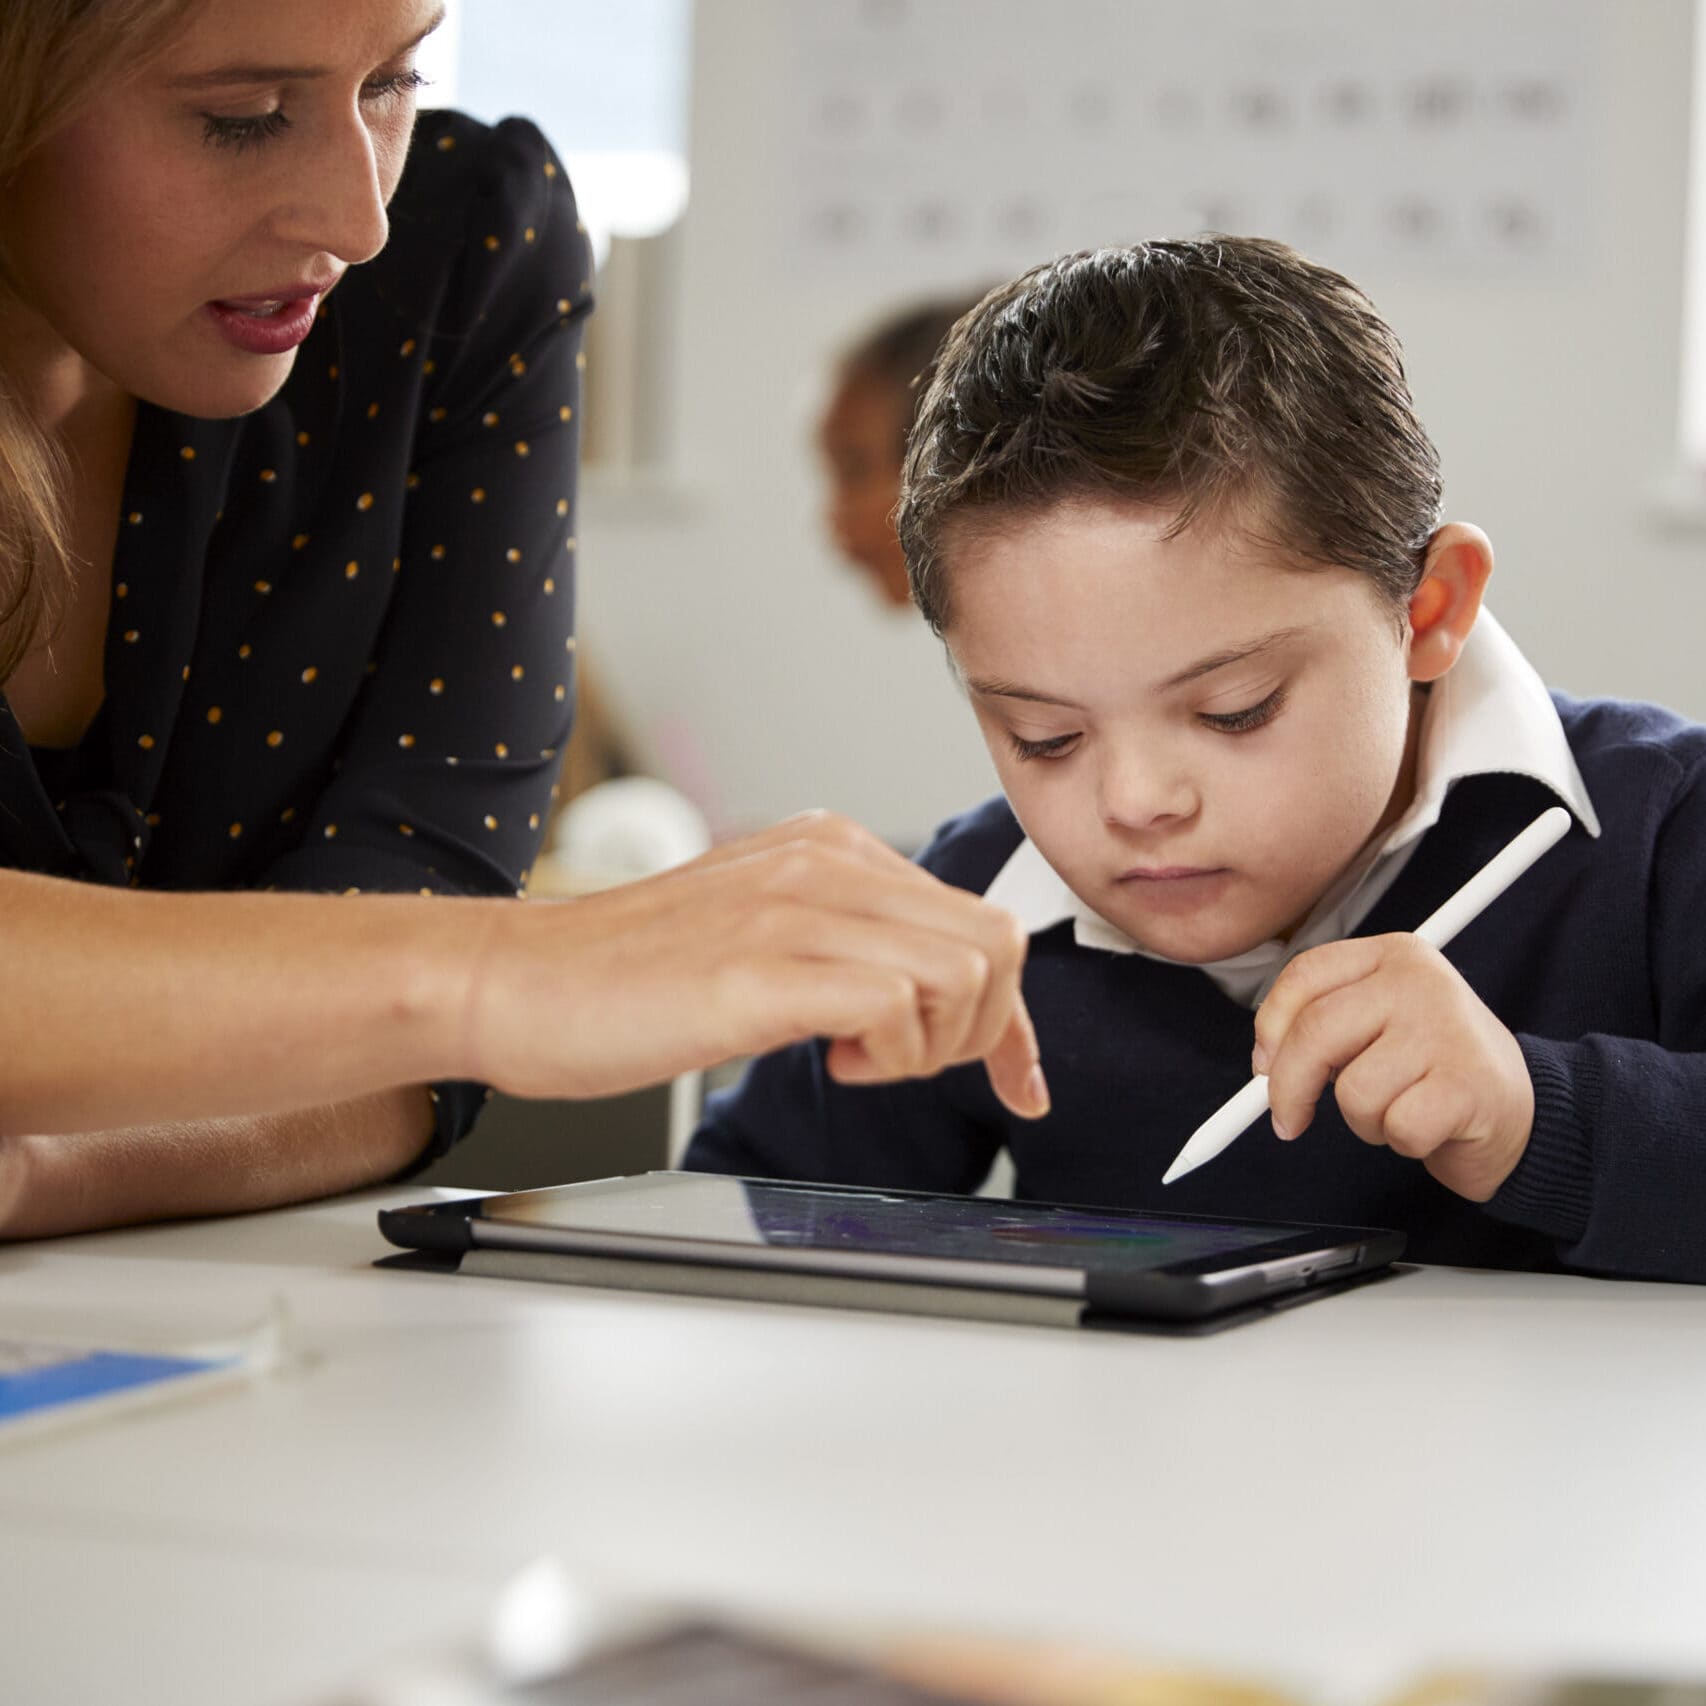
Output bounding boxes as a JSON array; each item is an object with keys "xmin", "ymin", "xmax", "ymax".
[
  {"xmin": 391, "ymin": 892, "xmax": 522, "ymax": 1091},
  {"xmin": 215, "ymin": 889, "xmax": 507, "ymax": 1102}
]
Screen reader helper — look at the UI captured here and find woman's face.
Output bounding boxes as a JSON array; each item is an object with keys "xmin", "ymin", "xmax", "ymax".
[{"xmin": 0, "ymin": 0, "xmax": 443, "ymax": 419}]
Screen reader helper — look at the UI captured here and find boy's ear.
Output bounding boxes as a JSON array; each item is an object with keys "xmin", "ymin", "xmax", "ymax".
[{"xmin": 1407, "ymin": 522, "xmax": 1493, "ymax": 684}]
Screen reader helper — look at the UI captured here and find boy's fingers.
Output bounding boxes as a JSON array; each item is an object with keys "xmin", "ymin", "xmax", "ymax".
[
  {"xmin": 1382, "ymin": 1072, "xmax": 1465, "ymax": 1161},
  {"xmin": 1263, "ymin": 982, "xmax": 1389, "ymax": 1141},
  {"xmin": 1330, "ymin": 1040, "xmax": 1431, "ymax": 1148},
  {"xmin": 1253, "ymin": 936, "xmax": 1393, "ymax": 1071}
]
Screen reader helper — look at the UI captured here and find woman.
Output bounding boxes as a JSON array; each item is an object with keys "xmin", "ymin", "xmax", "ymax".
[{"xmin": 0, "ymin": 0, "xmax": 1047, "ymax": 1238}]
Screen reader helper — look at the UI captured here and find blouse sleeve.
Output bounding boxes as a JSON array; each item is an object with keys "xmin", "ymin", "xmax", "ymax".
[{"xmin": 258, "ymin": 117, "xmax": 594, "ymax": 1159}]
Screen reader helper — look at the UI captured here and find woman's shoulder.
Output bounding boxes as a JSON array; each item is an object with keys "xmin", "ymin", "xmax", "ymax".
[
  {"xmin": 326, "ymin": 109, "xmax": 590, "ymax": 407},
  {"xmin": 391, "ymin": 109, "xmax": 570, "ymax": 237},
  {"xmin": 336, "ymin": 109, "xmax": 584, "ymax": 333}
]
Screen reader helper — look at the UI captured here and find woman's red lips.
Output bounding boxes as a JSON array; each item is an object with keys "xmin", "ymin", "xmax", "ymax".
[
  {"xmin": 204, "ymin": 292, "xmax": 322, "ymax": 356},
  {"xmin": 215, "ymin": 273, "xmax": 343, "ymax": 308},
  {"xmin": 215, "ymin": 295, "xmax": 305, "ymax": 311}
]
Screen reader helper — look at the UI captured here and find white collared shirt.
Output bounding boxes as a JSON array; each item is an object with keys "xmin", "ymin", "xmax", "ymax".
[{"xmin": 982, "ymin": 610, "xmax": 1602, "ymax": 1008}]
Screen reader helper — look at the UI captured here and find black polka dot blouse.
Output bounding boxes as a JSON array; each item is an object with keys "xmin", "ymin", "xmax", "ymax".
[{"xmin": 0, "ymin": 110, "xmax": 592, "ymax": 1161}]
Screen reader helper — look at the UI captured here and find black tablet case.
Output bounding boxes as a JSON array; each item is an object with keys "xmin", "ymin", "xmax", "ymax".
[{"xmin": 375, "ymin": 1244, "xmax": 1402, "ymax": 1335}]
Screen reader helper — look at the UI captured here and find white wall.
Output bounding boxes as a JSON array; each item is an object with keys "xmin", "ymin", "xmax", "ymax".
[{"xmin": 577, "ymin": 0, "xmax": 1704, "ymax": 852}]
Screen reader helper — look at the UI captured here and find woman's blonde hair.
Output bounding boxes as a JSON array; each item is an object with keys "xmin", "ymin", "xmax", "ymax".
[{"xmin": 0, "ymin": 0, "xmax": 201, "ymax": 682}]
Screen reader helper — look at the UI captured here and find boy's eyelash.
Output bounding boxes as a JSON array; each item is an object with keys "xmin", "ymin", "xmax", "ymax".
[
  {"xmin": 200, "ymin": 70, "xmax": 428, "ymax": 153},
  {"xmin": 1006, "ymin": 688, "xmax": 1287, "ymax": 758},
  {"xmin": 1008, "ymin": 732, "xmax": 1079, "ymax": 762},
  {"xmin": 1199, "ymin": 687, "xmax": 1287, "ymax": 733}
]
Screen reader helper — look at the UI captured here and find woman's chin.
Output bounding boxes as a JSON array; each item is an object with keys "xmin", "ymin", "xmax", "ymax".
[{"xmin": 159, "ymin": 348, "xmax": 302, "ymax": 420}]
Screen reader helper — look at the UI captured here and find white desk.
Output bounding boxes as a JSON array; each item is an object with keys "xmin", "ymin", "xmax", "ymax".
[{"xmin": 4, "ymin": 1188, "xmax": 1706, "ymax": 1706}]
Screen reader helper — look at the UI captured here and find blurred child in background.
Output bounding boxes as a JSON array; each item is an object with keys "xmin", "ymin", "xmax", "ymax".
[{"xmin": 818, "ymin": 297, "xmax": 981, "ymax": 608}]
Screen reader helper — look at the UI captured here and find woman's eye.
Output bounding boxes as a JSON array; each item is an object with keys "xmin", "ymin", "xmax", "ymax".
[
  {"xmin": 201, "ymin": 109, "xmax": 291, "ymax": 152},
  {"xmin": 1008, "ymin": 732, "xmax": 1080, "ymax": 761},
  {"xmin": 362, "ymin": 69, "xmax": 428, "ymax": 103},
  {"xmin": 1199, "ymin": 687, "xmax": 1287, "ymax": 734},
  {"xmin": 199, "ymin": 70, "xmax": 424, "ymax": 154}
]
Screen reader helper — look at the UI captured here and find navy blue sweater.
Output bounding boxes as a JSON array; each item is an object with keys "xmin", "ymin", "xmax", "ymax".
[{"xmin": 687, "ymin": 695, "xmax": 1706, "ymax": 1283}]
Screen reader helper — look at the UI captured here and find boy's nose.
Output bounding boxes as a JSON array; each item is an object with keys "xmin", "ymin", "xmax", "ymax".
[{"xmin": 1096, "ymin": 750, "xmax": 1198, "ymax": 831}]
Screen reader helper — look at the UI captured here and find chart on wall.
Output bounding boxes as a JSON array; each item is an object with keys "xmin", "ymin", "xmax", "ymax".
[{"xmin": 783, "ymin": 0, "xmax": 1599, "ymax": 286}]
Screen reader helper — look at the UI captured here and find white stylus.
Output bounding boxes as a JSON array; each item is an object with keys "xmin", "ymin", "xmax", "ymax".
[{"xmin": 1159, "ymin": 804, "xmax": 1574, "ymax": 1186}]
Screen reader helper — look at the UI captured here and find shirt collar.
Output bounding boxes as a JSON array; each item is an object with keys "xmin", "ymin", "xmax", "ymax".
[{"xmin": 982, "ymin": 608, "xmax": 1601, "ymax": 968}]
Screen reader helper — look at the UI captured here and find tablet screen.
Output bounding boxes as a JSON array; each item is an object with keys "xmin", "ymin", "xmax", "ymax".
[{"xmin": 470, "ymin": 1176, "xmax": 1303, "ymax": 1276}]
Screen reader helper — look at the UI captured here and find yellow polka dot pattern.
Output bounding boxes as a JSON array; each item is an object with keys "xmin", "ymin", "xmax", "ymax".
[{"xmin": 59, "ymin": 111, "xmax": 585, "ymax": 1036}]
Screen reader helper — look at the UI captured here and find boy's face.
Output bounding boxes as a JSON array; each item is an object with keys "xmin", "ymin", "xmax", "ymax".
[{"xmin": 943, "ymin": 498, "xmax": 1420, "ymax": 963}]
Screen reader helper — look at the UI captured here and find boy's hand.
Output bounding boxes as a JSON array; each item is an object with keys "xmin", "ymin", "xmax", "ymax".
[{"xmin": 1251, "ymin": 934, "xmax": 1534, "ymax": 1202}]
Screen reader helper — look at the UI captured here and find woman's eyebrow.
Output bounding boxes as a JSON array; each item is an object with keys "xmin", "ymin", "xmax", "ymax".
[
  {"xmin": 1160, "ymin": 626, "xmax": 1306, "ymax": 690},
  {"xmin": 166, "ymin": 63, "xmax": 331, "ymax": 88},
  {"xmin": 165, "ymin": 7, "xmax": 446, "ymax": 89}
]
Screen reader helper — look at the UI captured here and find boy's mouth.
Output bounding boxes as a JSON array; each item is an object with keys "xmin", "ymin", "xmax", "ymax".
[
  {"xmin": 1118, "ymin": 864, "xmax": 1226, "ymax": 882},
  {"xmin": 1114, "ymin": 864, "xmax": 1234, "ymax": 918}
]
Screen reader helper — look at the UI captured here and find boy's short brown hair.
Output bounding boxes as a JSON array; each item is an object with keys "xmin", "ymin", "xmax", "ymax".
[{"xmin": 898, "ymin": 237, "xmax": 1443, "ymax": 635}]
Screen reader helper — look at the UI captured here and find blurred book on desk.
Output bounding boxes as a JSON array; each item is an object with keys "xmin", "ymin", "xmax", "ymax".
[{"xmin": 322, "ymin": 1557, "xmax": 1706, "ymax": 1706}]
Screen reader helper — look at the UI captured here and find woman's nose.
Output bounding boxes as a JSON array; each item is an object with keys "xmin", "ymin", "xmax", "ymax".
[{"xmin": 273, "ymin": 115, "xmax": 391, "ymax": 267}]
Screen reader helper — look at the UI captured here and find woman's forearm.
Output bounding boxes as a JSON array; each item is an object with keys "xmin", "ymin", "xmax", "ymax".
[
  {"xmin": 3, "ymin": 812, "xmax": 1047, "ymax": 1158},
  {"xmin": 0, "ymin": 1086, "xmax": 436, "ymax": 1239},
  {"xmin": 1, "ymin": 868, "xmax": 481, "ymax": 1138}
]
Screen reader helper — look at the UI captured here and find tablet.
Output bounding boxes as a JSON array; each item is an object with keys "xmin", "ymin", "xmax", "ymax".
[{"xmin": 378, "ymin": 1174, "xmax": 1404, "ymax": 1328}]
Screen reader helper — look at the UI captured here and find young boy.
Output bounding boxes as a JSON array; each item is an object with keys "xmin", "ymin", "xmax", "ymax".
[{"xmin": 686, "ymin": 237, "xmax": 1706, "ymax": 1284}]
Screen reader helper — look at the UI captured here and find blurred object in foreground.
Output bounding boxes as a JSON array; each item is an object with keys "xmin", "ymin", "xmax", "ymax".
[
  {"xmin": 320, "ymin": 1556, "xmax": 1306, "ymax": 1706},
  {"xmin": 322, "ymin": 1556, "xmax": 1706, "ymax": 1706},
  {"xmin": 530, "ymin": 776, "xmax": 711, "ymax": 898}
]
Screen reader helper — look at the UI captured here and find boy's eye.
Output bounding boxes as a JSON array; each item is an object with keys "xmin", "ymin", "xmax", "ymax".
[
  {"xmin": 1008, "ymin": 731, "xmax": 1080, "ymax": 761},
  {"xmin": 1198, "ymin": 686, "xmax": 1287, "ymax": 734}
]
